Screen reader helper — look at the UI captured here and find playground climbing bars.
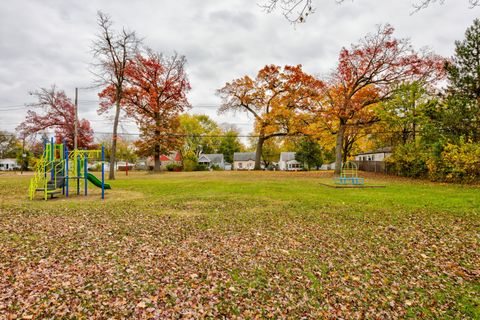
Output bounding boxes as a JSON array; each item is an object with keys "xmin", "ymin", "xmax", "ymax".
[{"xmin": 28, "ymin": 139, "xmax": 110, "ymax": 200}]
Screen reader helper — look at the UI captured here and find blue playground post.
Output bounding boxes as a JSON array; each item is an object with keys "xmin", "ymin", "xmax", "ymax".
[
  {"xmin": 101, "ymin": 145, "xmax": 105, "ymax": 200},
  {"xmin": 77, "ymin": 153, "xmax": 80, "ymax": 195},
  {"xmin": 84, "ymin": 153, "xmax": 88, "ymax": 196},
  {"xmin": 65, "ymin": 144, "xmax": 69, "ymax": 197},
  {"xmin": 62, "ymin": 140, "xmax": 65, "ymax": 195},
  {"xmin": 50, "ymin": 137, "xmax": 54, "ymax": 181},
  {"xmin": 43, "ymin": 139, "xmax": 47, "ymax": 179}
]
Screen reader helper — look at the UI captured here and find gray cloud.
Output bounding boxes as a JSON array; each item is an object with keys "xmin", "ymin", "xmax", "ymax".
[{"xmin": 0, "ymin": 0, "xmax": 478, "ymax": 136}]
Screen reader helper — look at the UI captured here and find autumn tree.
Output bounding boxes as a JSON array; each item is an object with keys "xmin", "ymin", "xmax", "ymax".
[
  {"xmin": 263, "ymin": 0, "xmax": 479, "ymax": 23},
  {"xmin": 376, "ymin": 81, "xmax": 437, "ymax": 146},
  {"xmin": 246, "ymin": 136, "xmax": 283, "ymax": 168},
  {"xmin": 218, "ymin": 127, "xmax": 243, "ymax": 164},
  {"xmin": 314, "ymin": 25, "xmax": 444, "ymax": 174},
  {"xmin": 93, "ymin": 11, "xmax": 141, "ymax": 179},
  {"xmin": 96, "ymin": 134, "xmax": 138, "ymax": 164},
  {"xmin": 295, "ymin": 137, "xmax": 323, "ymax": 170},
  {"xmin": 16, "ymin": 87, "xmax": 95, "ymax": 150},
  {"xmin": 118, "ymin": 51, "xmax": 191, "ymax": 172},
  {"xmin": 179, "ymin": 114, "xmax": 222, "ymax": 163},
  {"xmin": 218, "ymin": 64, "xmax": 323, "ymax": 170}
]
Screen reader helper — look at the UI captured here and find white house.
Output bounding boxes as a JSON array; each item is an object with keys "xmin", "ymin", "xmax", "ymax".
[
  {"xmin": 198, "ymin": 153, "xmax": 225, "ymax": 169},
  {"xmin": 0, "ymin": 158, "xmax": 20, "ymax": 171},
  {"xmin": 233, "ymin": 152, "xmax": 256, "ymax": 170},
  {"xmin": 320, "ymin": 162, "xmax": 336, "ymax": 170},
  {"xmin": 354, "ymin": 147, "xmax": 393, "ymax": 162},
  {"xmin": 278, "ymin": 152, "xmax": 303, "ymax": 171}
]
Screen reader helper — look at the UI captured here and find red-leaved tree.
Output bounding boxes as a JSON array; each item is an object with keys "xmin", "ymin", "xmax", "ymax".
[
  {"xmin": 314, "ymin": 25, "xmax": 445, "ymax": 174},
  {"xmin": 100, "ymin": 50, "xmax": 191, "ymax": 171},
  {"xmin": 17, "ymin": 87, "xmax": 95, "ymax": 150}
]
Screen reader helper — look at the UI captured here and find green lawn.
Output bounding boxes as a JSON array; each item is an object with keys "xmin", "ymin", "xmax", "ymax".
[{"xmin": 0, "ymin": 171, "xmax": 479, "ymax": 318}]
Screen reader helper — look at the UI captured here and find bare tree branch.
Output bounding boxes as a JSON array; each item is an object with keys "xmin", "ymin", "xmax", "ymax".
[
  {"xmin": 262, "ymin": 0, "xmax": 480, "ymax": 23},
  {"xmin": 92, "ymin": 11, "xmax": 141, "ymax": 180}
]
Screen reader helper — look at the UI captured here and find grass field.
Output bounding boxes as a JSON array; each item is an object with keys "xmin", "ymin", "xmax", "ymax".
[{"xmin": 0, "ymin": 171, "xmax": 479, "ymax": 318}]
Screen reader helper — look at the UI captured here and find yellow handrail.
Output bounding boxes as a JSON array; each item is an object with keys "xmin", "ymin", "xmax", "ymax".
[{"xmin": 29, "ymin": 156, "xmax": 65, "ymax": 200}]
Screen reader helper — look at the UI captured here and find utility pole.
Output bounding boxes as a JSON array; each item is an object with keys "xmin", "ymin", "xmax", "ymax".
[
  {"xmin": 74, "ymin": 87, "xmax": 78, "ymax": 150},
  {"xmin": 21, "ymin": 135, "xmax": 25, "ymax": 174}
]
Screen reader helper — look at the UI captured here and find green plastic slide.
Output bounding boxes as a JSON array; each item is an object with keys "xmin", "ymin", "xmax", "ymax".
[{"xmin": 86, "ymin": 173, "xmax": 111, "ymax": 189}]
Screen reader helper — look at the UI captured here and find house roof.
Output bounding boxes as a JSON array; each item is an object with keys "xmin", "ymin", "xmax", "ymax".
[
  {"xmin": 355, "ymin": 147, "xmax": 393, "ymax": 156},
  {"xmin": 172, "ymin": 151, "xmax": 182, "ymax": 162},
  {"xmin": 0, "ymin": 158, "xmax": 18, "ymax": 163},
  {"xmin": 160, "ymin": 154, "xmax": 171, "ymax": 161},
  {"xmin": 279, "ymin": 152, "xmax": 296, "ymax": 162},
  {"xmin": 149, "ymin": 151, "xmax": 181, "ymax": 162},
  {"xmin": 199, "ymin": 153, "xmax": 224, "ymax": 164},
  {"xmin": 233, "ymin": 152, "xmax": 256, "ymax": 161}
]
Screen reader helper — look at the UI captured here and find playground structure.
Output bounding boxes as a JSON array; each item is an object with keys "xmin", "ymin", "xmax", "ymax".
[
  {"xmin": 29, "ymin": 138, "xmax": 111, "ymax": 200},
  {"xmin": 334, "ymin": 161, "xmax": 365, "ymax": 185}
]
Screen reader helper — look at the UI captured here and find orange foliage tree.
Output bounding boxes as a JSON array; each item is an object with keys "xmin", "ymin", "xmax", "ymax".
[
  {"xmin": 314, "ymin": 25, "xmax": 444, "ymax": 174},
  {"xmin": 217, "ymin": 65, "xmax": 324, "ymax": 170},
  {"xmin": 101, "ymin": 50, "xmax": 191, "ymax": 171}
]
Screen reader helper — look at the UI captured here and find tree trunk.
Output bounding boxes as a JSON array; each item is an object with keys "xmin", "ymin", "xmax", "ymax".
[
  {"xmin": 153, "ymin": 117, "xmax": 161, "ymax": 172},
  {"xmin": 342, "ymin": 135, "xmax": 350, "ymax": 164},
  {"xmin": 334, "ymin": 120, "xmax": 346, "ymax": 175},
  {"xmin": 254, "ymin": 136, "xmax": 265, "ymax": 170},
  {"xmin": 154, "ymin": 143, "xmax": 161, "ymax": 172},
  {"xmin": 109, "ymin": 97, "xmax": 121, "ymax": 180}
]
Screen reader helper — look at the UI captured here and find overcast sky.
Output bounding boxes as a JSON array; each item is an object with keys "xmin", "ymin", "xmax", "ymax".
[{"xmin": 0, "ymin": 0, "xmax": 478, "ymax": 139}]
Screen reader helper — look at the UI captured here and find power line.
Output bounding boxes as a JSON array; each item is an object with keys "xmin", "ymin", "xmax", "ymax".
[
  {"xmin": 0, "ymin": 104, "xmax": 28, "ymax": 109},
  {"xmin": 0, "ymin": 107, "xmax": 29, "ymax": 112}
]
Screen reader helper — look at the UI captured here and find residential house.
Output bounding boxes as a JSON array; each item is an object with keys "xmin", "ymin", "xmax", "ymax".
[
  {"xmin": 354, "ymin": 147, "xmax": 393, "ymax": 162},
  {"xmin": 320, "ymin": 162, "xmax": 336, "ymax": 170},
  {"xmin": 0, "ymin": 158, "xmax": 20, "ymax": 171},
  {"xmin": 353, "ymin": 147, "xmax": 393, "ymax": 173},
  {"xmin": 278, "ymin": 152, "xmax": 303, "ymax": 171},
  {"xmin": 146, "ymin": 151, "xmax": 182, "ymax": 170},
  {"xmin": 198, "ymin": 153, "xmax": 225, "ymax": 169},
  {"xmin": 233, "ymin": 152, "xmax": 256, "ymax": 170}
]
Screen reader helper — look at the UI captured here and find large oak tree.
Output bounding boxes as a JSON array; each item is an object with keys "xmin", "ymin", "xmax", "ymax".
[
  {"xmin": 118, "ymin": 51, "xmax": 190, "ymax": 172},
  {"xmin": 217, "ymin": 64, "xmax": 324, "ymax": 170}
]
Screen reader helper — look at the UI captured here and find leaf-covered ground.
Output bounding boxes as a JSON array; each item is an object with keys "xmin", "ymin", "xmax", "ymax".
[{"xmin": 0, "ymin": 171, "xmax": 479, "ymax": 318}]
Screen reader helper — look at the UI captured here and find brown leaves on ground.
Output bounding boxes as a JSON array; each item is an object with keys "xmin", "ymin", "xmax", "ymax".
[{"xmin": 0, "ymin": 173, "xmax": 479, "ymax": 318}]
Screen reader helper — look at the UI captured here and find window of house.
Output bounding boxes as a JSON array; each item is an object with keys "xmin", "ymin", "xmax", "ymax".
[{"xmin": 238, "ymin": 163, "xmax": 243, "ymax": 169}]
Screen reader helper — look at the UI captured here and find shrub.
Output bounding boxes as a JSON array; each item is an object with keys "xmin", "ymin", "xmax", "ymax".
[
  {"xmin": 385, "ymin": 143, "xmax": 429, "ymax": 178},
  {"xmin": 166, "ymin": 163, "xmax": 182, "ymax": 172},
  {"xmin": 194, "ymin": 164, "xmax": 209, "ymax": 171},
  {"xmin": 182, "ymin": 159, "xmax": 197, "ymax": 172},
  {"xmin": 210, "ymin": 164, "xmax": 222, "ymax": 171},
  {"xmin": 427, "ymin": 140, "xmax": 480, "ymax": 183}
]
